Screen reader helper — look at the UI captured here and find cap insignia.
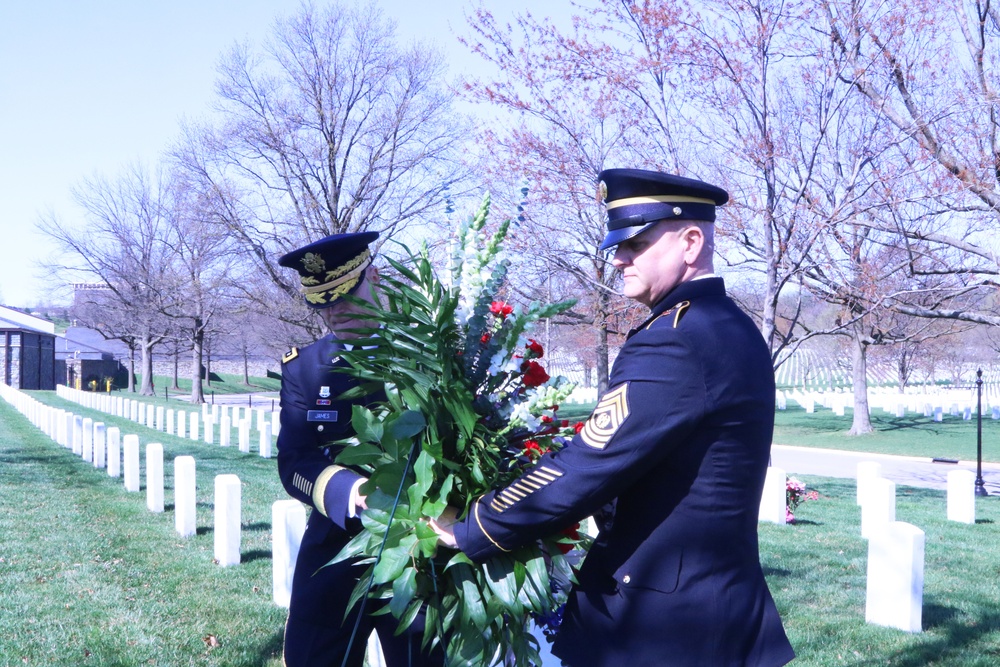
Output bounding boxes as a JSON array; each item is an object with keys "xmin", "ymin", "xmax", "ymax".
[
  {"xmin": 301, "ymin": 252, "xmax": 326, "ymax": 274},
  {"xmin": 597, "ymin": 180, "xmax": 608, "ymax": 203}
]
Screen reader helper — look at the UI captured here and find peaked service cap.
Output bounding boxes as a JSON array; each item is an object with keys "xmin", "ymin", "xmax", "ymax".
[
  {"xmin": 278, "ymin": 231, "xmax": 379, "ymax": 309},
  {"xmin": 598, "ymin": 168, "xmax": 729, "ymax": 251}
]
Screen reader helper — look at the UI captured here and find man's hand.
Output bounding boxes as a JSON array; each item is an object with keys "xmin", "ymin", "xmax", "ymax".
[{"xmin": 428, "ymin": 506, "xmax": 460, "ymax": 548}]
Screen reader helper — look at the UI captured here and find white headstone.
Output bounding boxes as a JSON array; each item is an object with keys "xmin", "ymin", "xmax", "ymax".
[
  {"xmin": 204, "ymin": 417, "xmax": 214, "ymax": 444},
  {"xmin": 861, "ymin": 478, "xmax": 896, "ymax": 539},
  {"xmin": 190, "ymin": 413, "xmax": 200, "ymax": 441},
  {"xmin": 856, "ymin": 461, "xmax": 882, "ymax": 505},
  {"xmin": 82, "ymin": 417, "xmax": 94, "ymax": 462},
  {"xmin": 946, "ymin": 469, "xmax": 976, "ymax": 524},
  {"xmin": 72, "ymin": 415, "xmax": 83, "ymax": 455},
  {"xmin": 177, "ymin": 411, "xmax": 187, "ymax": 439},
  {"xmin": 93, "ymin": 422, "xmax": 106, "ymax": 469},
  {"xmin": 220, "ymin": 416, "xmax": 231, "ymax": 447},
  {"xmin": 993, "ymin": 405, "xmax": 1000, "ymax": 420},
  {"xmin": 963, "ymin": 406, "xmax": 972, "ymax": 421},
  {"xmin": 895, "ymin": 403, "xmax": 905, "ymax": 418},
  {"xmin": 758, "ymin": 466, "xmax": 787, "ymax": 524},
  {"xmin": 166, "ymin": 408, "xmax": 175, "ymax": 435},
  {"xmin": 156, "ymin": 406, "xmax": 165, "ymax": 431},
  {"xmin": 933, "ymin": 406, "xmax": 943, "ymax": 422},
  {"xmin": 260, "ymin": 422, "xmax": 273, "ymax": 458},
  {"xmin": 866, "ymin": 521, "xmax": 924, "ymax": 633},
  {"xmin": 256, "ymin": 408, "xmax": 266, "ymax": 431},
  {"xmin": 271, "ymin": 410, "xmax": 281, "ymax": 438},
  {"xmin": 123, "ymin": 435, "xmax": 141, "ymax": 492},
  {"xmin": 146, "ymin": 443, "xmax": 164, "ymax": 513},
  {"xmin": 214, "ymin": 474, "xmax": 242, "ymax": 567},
  {"xmin": 239, "ymin": 419, "xmax": 251, "ymax": 453},
  {"xmin": 174, "ymin": 456, "xmax": 197, "ymax": 538},
  {"xmin": 271, "ymin": 499, "xmax": 307, "ymax": 607},
  {"xmin": 107, "ymin": 427, "xmax": 121, "ymax": 478}
]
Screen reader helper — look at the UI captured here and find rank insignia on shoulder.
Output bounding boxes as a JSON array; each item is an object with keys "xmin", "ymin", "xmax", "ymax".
[
  {"xmin": 580, "ymin": 383, "xmax": 630, "ymax": 450},
  {"xmin": 282, "ymin": 347, "xmax": 299, "ymax": 363},
  {"xmin": 645, "ymin": 300, "xmax": 691, "ymax": 330}
]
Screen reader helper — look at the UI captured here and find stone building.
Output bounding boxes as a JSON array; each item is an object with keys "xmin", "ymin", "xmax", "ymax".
[{"xmin": 0, "ymin": 305, "xmax": 57, "ymax": 390}]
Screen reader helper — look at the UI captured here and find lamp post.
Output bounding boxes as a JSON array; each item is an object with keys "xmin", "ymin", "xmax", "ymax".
[{"xmin": 975, "ymin": 368, "xmax": 989, "ymax": 497}]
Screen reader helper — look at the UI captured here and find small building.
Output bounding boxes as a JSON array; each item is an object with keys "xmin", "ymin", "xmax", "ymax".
[
  {"xmin": 56, "ymin": 326, "xmax": 130, "ymax": 391},
  {"xmin": 0, "ymin": 305, "xmax": 57, "ymax": 390}
]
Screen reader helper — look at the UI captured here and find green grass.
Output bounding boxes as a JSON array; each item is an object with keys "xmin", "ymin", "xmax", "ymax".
[
  {"xmin": 0, "ymin": 393, "xmax": 288, "ymax": 666},
  {"xmin": 5, "ymin": 393, "xmax": 1000, "ymax": 665},
  {"xmin": 106, "ymin": 372, "xmax": 280, "ymax": 402},
  {"xmin": 774, "ymin": 405, "xmax": 1000, "ymax": 463},
  {"xmin": 762, "ymin": 476, "xmax": 1000, "ymax": 666}
]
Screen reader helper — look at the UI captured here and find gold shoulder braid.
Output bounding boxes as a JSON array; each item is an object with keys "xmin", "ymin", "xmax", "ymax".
[
  {"xmin": 645, "ymin": 300, "xmax": 691, "ymax": 330},
  {"xmin": 282, "ymin": 347, "xmax": 299, "ymax": 363}
]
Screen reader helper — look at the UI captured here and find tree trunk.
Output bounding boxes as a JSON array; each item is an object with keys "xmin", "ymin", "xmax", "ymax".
[
  {"xmin": 242, "ymin": 348, "xmax": 251, "ymax": 386},
  {"xmin": 172, "ymin": 345, "xmax": 181, "ymax": 390},
  {"xmin": 848, "ymin": 324, "xmax": 873, "ymax": 435},
  {"xmin": 139, "ymin": 332, "xmax": 155, "ymax": 396},
  {"xmin": 190, "ymin": 319, "xmax": 205, "ymax": 404},
  {"xmin": 127, "ymin": 346, "xmax": 136, "ymax": 393}
]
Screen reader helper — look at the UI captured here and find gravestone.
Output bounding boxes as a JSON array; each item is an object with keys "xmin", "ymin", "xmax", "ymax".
[
  {"xmin": 895, "ymin": 403, "xmax": 905, "ymax": 418},
  {"xmin": 107, "ymin": 427, "xmax": 121, "ymax": 478},
  {"xmin": 174, "ymin": 456, "xmax": 197, "ymax": 538},
  {"xmin": 272, "ymin": 499, "xmax": 307, "ymax": 607},
  {"xmin": 166, "ymin": 409, "xmax": 175, "ymax": 435},
  {"xmin": 204, "ymin": 417, "xmax": 214, "ymax": 445},
  {"xmin": 946, "ymin": 469, "xmax": 976, "ymax": 524},
  {"xmin": 220, "ymin": 416, "xmax": 231, "ymax": 447},
  {"xmin": 933, "ymin": 407, "xmax": 943, "ymax": 422},
  {"xmin": 256, "ymin": 408, "xmax": 266, "ymax": 431},
  {"xmin": 123, "ymin": 435, "xmax": 140, "ymax": 492},
  {"xmin": 963, "ymin": 406, "xmax": 972, "ymax": 421},
  {"xmin": 156, "ymin": 406, "xmax": 165, "ymax": 431},
  {"xmin": 271, "ymin": 410, "xmax": 281, "ymax": 438},
  {"xmin": 758, "ymin": 466, "xmax": 787, "ymax": 524},
  {"xmin": 856, "ymin": 461, "xmax": 882, "ymax": 505},
  {"xmin": 260, "ymin": 422, "xmax": 272, "ymax": 458},
  {"xmin": 72, "ymin": 415, "xmax": 83, "ymax": 455},
  {"xmin": 82, "ymin": 417, "xmax": 94, "ymax": 462},
  {"xmin": 93, "ymin": 422, "xmax": 106, "ymax": 469},
  {"xmin": 866, "ymin": 521, "xmax": 924, "ymax": 632},
  {"xmin": 239, "ymin": 419, "xmax": 250, "ymax": 453},
  {"xmin": 861, "ymin": 477, "xmax": 896, "ymax": 539},
  {"xmin": 177, "ymin": 411, "xmax": 187, "ymax": 439},
  {"xmin": 993, "ymin": 405, "xmax": 999, "ymax": 420},
  {"xmin": 189, "ymin": 413, "xmax": 199, "ymax": 441},
  {"xmin": 214, "ymin": 474, "xmax": 242, "ymax": 567},
  {"xmin": 146, "ymin": 443, "xmax": 164, "ymax": 513}
]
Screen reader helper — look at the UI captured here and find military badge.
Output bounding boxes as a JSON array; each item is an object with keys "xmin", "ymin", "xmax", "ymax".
[
  {"xmin": 580, "ymin": 383, "xmax": 630, "ymax": 449},
  {"xmin": 597, "ymin": 180, "xmax": 608, "ymax": 203},
  {"xmin": 319, "ymin": 386, "xmax": 331, "ymax": 398},
  {"xmin": 282, "ymin": 347, "xmax": 299, "ymax": 363},
  {"xmin": 301, "ymin": 252, "xmax": 326, "ymax": 274},
  {"xmin": 316, "ymin": 399, "xmax": 332, "ymax": 406}
]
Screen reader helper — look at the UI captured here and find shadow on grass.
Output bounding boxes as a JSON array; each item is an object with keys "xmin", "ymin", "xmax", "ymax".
[
  {"xmin": 257, "ymin": 629, "xmax": 285, "ymax": 665},
  {"xmin": 846, "ymin": 608, "xmax": 1000, "ymax": 667},
  {"xmin": 243, "ymin": 548, "xmax": 272, "ymax": 563}
]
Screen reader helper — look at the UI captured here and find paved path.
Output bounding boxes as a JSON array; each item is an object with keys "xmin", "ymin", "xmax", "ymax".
[
  {"xmin": 170, "ymin": 391, "xmax": 280, "ymax": 410},
  {"xmin": 771, "ymin": 444, "xmax": 1000, "ymax": 494}
]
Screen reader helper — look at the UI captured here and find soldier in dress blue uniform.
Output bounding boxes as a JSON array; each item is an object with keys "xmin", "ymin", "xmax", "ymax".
[
  {"xmin": 432, "ymin": 169, "xmax": 796, "ymax": 666},
  {"xmin": 277, "ymin": 232, "xmax": 442, "ymax": 667}
]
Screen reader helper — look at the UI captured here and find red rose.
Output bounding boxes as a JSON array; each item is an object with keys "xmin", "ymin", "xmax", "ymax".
[
  {"xmin": 560, "ymin": 419, "xmax": 570, "ymax": 427},
  {"xmin": 557, "ymin": 522, "xmax": 581, "ymax": 554},
  {"xmin": 525, "ymin": 338, "xmax": 544, "ymax": 358},
  {"xmin": 573, "ymin": 421, "xmax": 585, "ymax": 433},
  {"xmin": 490, "ymin": 301, "xmax": 513, "ymax": 318},
  {"xmin": 480, "ymin": 333, "xmax": 491, "ymax": 344},
  {"xmin": 541, "ymin": 415, "xmax": 553, "ymax": 424},
  {"xmin": 521, "ymin": 360, "xmax": 550, "ymax": 387}
]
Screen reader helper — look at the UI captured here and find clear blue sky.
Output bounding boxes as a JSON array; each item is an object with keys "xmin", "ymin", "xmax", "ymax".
[{"xmin": 0, "ymin": 0, "xmax": 544, "ymax": 309}]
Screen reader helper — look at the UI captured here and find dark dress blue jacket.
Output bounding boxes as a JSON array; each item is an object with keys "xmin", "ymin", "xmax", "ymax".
[{"xmin": 453, "ymin": 277, "xmax": 795, "ymax": 666}]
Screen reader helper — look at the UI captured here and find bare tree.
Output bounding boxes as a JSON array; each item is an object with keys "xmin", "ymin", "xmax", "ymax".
[
  {"xmin": 38, "ymin": 164, "xmax": 172, "ymax": 395},
  {"xmin": 171, "ymin": 1, "xmax": 470, "ymax": 344}
]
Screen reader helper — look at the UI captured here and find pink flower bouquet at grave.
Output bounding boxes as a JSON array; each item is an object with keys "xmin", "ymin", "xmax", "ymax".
[
  {"xmin": 786, "ymin": 476, "xmax": 819, "ymax": 523},
  {"xmin": 330, "ymin": 195, "xmax": 589, "ymax": 666}
]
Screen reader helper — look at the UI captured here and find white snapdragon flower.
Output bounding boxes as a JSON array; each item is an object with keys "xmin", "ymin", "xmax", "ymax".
[{"xmin": 509, "ymin": 401, "xmax": 541, "ymax": 431}]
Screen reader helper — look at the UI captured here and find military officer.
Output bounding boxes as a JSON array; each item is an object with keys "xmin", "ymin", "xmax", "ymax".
[
  {"xmin": 432, "ymin": 169, "xmax": 796, "ymax": 666},
  {"xmin": 277, "ymin": 232, "xmax": 441, "ymax": 667}
]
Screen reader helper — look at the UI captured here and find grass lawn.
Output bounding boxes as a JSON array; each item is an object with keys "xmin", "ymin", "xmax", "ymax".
[{"xmin": 4, "ymin": 392, "xmax": 1000, "ymax": 665}]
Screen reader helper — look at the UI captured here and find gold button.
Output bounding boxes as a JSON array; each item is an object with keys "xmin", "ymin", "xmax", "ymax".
[{"xmin": 622, "ymin": 575, "xmax": 631, "ymax": 584}]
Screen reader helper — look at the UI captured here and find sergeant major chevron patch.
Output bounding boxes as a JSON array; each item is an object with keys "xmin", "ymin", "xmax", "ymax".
[{"xmin": 580, "ymin": 383, "xmax": 630, "ymax": 449}]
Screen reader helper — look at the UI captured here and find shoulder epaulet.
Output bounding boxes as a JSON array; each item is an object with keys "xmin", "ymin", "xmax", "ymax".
[
  {"xmin": 282, "ymin": 347, "xmax": 299, "ymax": 364},
  {"xmin": 645, "ymin": 300, "xmax": 691, "ymax": 330}
]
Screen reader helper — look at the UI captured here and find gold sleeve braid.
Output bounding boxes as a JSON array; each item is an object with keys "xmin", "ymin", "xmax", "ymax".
[{"xmin": 312, "ymin": 465, "xmax": 347, "ymax": 517}]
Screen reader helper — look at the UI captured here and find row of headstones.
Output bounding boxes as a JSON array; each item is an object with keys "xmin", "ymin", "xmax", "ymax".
[
  {"xmin": 0, "ymin": 382, "xmax": 247, "ymax": 567},
  {"xmin": 758, "ymin": 462, "xmax": 981, "ymax": 633},
  {"xmin": 776, "ymin": 389, "xmax": 1000, "ymax": 421},
  {"xmin": 55, "ymin": 384, "xmax": 278, "ymax": 456}
]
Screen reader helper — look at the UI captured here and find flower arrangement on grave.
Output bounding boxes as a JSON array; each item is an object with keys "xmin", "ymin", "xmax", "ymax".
[
  {"xmin": 786, "ymin": 477, "xmax": 819, "ymax": 523},
  {"xmin": 332, "ymin": 195, "xmax": 588, "ymax": 666}
]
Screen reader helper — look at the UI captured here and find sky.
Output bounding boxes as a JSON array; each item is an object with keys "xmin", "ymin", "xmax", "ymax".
[{"xmin": 0, "ymin": 0, "xmax": 543, "ymax": 309}]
